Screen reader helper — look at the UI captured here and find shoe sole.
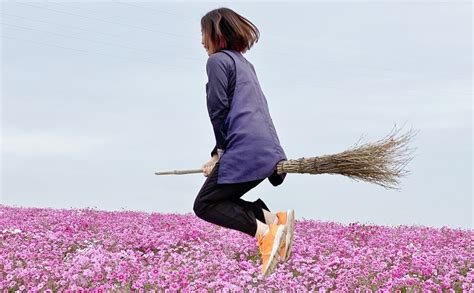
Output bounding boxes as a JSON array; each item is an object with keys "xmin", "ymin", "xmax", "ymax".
[
  {"xmin": 283, "ymin": 209, "xmax": 295, "ymax": 262},
  {"xmin": 262, "ymin": 224, "xmax": 287, "ymax": 277}
]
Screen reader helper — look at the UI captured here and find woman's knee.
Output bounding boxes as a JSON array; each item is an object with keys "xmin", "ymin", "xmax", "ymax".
[{"xmin": 193, "ymin": 197, "xmax": 207, "ymax": 217}]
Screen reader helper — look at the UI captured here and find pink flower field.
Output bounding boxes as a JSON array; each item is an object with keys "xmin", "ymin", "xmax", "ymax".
[{"xmin": 0, "ymin": 205, "xmax": 472, "ymax": 292}]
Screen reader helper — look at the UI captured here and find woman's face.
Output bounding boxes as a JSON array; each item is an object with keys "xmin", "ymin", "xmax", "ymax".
[{"xmin": 201, "ymin": 28, "xmax": 211, "ymax": 56}]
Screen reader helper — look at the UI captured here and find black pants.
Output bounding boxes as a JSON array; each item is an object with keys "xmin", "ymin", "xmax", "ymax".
[{"xmin": 193, "ymin": 161, "xmax": 271, "ymax": 237}]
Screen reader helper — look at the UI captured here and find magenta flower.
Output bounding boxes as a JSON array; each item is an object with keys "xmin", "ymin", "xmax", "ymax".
[
  {"xmin": 170, "ymin": 282, "xmax": 180, "ymax": 290},
  {"xmin": 0, "ymin": 205, "xmax": 472, "ymax": 291}
]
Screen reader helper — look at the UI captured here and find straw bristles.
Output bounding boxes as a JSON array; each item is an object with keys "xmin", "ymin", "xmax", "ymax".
[{"xmin": 276, "ymin": 125, "xmax": 418, "ymax": 190}]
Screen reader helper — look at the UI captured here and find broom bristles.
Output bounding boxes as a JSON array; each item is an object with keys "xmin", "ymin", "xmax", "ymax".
[{"xmin": 276, "ymin": 124, "xmax": 419, "ymax": 190}]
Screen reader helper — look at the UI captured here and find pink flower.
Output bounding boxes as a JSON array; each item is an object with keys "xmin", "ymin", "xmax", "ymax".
[
  {"xmin": 170, "ymin": 282, "xmax": 180, "ymax": 290},
  {"xmin": 0, "ymin": 205, "xmax": 472, "ymax": 291}
]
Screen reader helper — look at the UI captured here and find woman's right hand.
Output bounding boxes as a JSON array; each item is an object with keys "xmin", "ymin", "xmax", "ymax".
[{"xmin": 202, "ymin": 154, "xmax": 219, "ymax": 177}]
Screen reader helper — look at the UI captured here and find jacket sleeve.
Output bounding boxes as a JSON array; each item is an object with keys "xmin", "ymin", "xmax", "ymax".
[{"xmin": 206, "ymin": 54, "xmax": 231, "ymax": 157}]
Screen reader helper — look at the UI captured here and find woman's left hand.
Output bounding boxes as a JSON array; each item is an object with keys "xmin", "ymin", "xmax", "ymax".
[{"xmin": 202, "ymin": 154, "xmax": 219, "ymax": 177}]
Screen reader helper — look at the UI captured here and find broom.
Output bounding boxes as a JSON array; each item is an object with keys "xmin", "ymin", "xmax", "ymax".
[{"xmin": 155, "ymin": 124, "xmax": 418, "ymax": 190}]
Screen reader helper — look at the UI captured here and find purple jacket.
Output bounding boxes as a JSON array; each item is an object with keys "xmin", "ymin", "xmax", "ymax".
[{"xmin": 205, "ymin": 49, "xmax": 287, "ymax": 186}]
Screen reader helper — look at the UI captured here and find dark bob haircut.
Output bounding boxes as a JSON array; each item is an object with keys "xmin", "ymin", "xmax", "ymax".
[{"xmin": 201, "ymin": 7, "xmax": 260, "ymax": 54}]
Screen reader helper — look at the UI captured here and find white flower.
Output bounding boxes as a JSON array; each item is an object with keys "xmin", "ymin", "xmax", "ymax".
[{"xmin": 2, "ymin": 228, "xmax": 22, "ymax": 234}]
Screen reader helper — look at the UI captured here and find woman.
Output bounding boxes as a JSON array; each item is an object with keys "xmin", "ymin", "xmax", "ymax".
[{"xmin": 193, "ymin": 7, "xmax": 295, "ymax": 277}]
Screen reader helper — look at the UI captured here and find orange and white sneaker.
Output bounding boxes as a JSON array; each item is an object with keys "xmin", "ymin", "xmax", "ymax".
[
  {"xmin": 275, "ymin": 209, "xmax": 295, "ymax": 262},
  {"xmin": 257, "ymin": 223, "xmax": 287, "ymax": 277}
]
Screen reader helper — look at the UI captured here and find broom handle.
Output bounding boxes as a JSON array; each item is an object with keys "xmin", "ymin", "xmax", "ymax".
[{"xmin": 155, "ymin": 168, "xmax": 203, "ymax": 175}]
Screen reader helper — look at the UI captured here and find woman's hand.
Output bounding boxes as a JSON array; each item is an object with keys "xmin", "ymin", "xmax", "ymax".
[{"xmin": 202, "ymin": 154, "xmax": 219, "ymax": 177}]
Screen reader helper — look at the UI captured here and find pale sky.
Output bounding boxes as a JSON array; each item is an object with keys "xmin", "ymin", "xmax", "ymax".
[{"xmin": 1, "ymin": 1, "xmax": 472, "ymax": 229}]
